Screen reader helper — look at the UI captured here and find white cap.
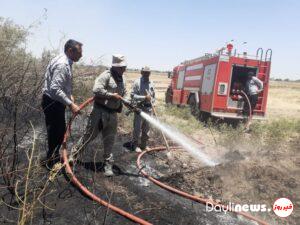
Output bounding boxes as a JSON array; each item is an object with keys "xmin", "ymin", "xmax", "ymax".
[
  {"xmin": 141, "ymin": 66, "xmax": 151, "ymax": 72},
  {"xmin": 111, "ymin": 54, "xmax": 127, "ymax": 67}
]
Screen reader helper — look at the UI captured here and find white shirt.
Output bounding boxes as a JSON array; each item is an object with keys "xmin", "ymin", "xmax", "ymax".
[
  {"xmin": 42, "ymin": 54, "xmax": 73, "ymax": 105},
  {"xmin": 246, "ymin": 76, "xmax": 264, "ymax": 96}
]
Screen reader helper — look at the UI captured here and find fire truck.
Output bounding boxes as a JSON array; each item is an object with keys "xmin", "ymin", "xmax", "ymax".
[{"xmin": 165, "ymin": 44, "xmax": 272, "ymax": 120}]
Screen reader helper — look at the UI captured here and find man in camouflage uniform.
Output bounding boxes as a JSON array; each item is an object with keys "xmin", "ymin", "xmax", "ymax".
[
  {"xmin": 71, "ymin": 54, "xmax": 127, "ymax": 176},
  {"xmin": 131, "ymin": 66, "xmax": 155, "ymax": 152}
]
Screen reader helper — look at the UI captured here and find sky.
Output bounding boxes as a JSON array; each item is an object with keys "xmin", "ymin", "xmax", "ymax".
[{"xmin": 0, "ymin": 0, "xmax": 300, "ymax": 79}]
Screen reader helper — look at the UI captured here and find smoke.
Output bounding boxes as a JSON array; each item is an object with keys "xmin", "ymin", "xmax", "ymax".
[{"xmin": 140, "ymin": 112, "xmax": 217, "ymax": 167}]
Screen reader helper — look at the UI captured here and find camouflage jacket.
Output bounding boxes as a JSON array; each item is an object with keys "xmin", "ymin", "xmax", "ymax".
[{"xmin": 93, "ymin": 69, "xmax": 127, "ymax": 111}]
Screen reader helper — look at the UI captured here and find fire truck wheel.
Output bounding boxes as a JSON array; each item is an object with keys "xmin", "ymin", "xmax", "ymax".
[
  {"xmin": 199, "ymin": 111, "xmax": 210, "ymax": 122},
  {"xmin": 188, "ymin": 95, "xmax": 200, "ymax": 118}
]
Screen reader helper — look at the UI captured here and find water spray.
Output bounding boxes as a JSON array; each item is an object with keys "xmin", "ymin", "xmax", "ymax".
[
  {"xmin": 121, "ymin": 98, "xmax": 217, "ymax": 167},
  {"xmin": 61, "ymin": 97, "xmax": 268, "ymax": 225},
  {"xmin": 140, "ymin": 112, "xmax": 217, "ymax": 167},
  {"xmin": 145, "ymin": 90, "xmax": 172, "ymax": 160}
]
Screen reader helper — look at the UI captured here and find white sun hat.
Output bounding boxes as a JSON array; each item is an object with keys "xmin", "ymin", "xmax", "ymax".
[
  {"xmin": 111, "ymin": 54, "xmax": 127, "ymax": 67},
  {"xmin": 141, "ymin": 66, "xmax": 151, "ymax": 72}
]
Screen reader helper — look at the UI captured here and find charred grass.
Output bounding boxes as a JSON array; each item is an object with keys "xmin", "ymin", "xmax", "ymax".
[{"xmin": 150, "ymin": 103, "xmax": 299, "ymax": 224}]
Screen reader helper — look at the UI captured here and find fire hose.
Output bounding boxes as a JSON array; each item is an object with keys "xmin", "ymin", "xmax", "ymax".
[
  {"xmin": 232, "ymin": 90, "xmax": 253, "ymax": 129},
  {"xmin": 240, "ymin": 90, "xmax": 253, "ymax": 129},
  {"xmin": 61, "ymin": 96, "xmax": 265, "ymax": 225},
  {"xmin": 136, "ymin": 146, "xmax": 269, "ymax": 225},
  {"xmin": 61, "ymin": 97, "xmax": 152, "ymax": 225}
]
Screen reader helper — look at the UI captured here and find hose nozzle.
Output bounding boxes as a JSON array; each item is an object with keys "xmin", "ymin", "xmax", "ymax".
[{"xmin": 121, "ymin": 98, "xmax": 141, "ymax": 115}]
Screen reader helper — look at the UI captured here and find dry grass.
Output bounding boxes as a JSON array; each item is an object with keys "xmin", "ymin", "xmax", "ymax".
[{"xmin": 267, "ymin": 81, "xmax": 300, "ymax": 119}]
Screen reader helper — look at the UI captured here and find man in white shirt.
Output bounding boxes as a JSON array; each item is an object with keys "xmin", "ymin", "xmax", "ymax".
[
  {"xmin": 42, "ymin": 39, "xmax": 82, "ymax": 169},
  {"xmin": 244, "ymin": 71, "xmax": 264, "ymax": 115}
]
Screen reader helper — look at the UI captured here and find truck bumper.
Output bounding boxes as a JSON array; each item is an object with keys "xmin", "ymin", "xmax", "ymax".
[{"xmin": 211, "ymin": 111, "xmax": 266, "ymax": 120}]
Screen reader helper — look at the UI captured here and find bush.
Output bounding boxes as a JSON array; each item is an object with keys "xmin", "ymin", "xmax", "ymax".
[{"xmin": 0, "ymin": 17, "xmax": 51, "ymax": 224}]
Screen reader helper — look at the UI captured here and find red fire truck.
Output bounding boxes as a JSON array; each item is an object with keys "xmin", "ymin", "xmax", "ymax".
[{"xmin": 165, "ymin": 44, "xmax": 272, "ymax": 120}]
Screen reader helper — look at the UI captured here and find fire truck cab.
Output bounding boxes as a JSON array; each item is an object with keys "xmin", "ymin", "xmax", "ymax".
[{"xmin": 165, "ymin": 45, "xmax": 272, "ymax": 120}]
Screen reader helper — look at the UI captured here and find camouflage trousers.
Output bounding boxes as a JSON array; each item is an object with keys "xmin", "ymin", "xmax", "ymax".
[
  {"xmin": 71, "ymin": 104, "xmax": 117, "ymax": 162},
  {"xmin": 132, "ymin": 109, "xmax": 152, "ymax": 149}
]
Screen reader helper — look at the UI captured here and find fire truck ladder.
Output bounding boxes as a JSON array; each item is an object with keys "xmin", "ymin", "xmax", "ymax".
[{"xmin": 256, "ymin": 48, "xmax": 272, "ymax": 111}]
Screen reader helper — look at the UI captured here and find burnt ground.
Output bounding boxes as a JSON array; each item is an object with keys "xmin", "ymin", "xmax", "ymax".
[{"xmin": 0, "ymin": 117, "xmax": 258, "ymax": 225}]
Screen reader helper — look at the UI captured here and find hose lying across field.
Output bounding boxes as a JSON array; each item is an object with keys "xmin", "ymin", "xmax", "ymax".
[
  {"xmin": 60, "ymin": 96, "xmax": 266, "ymax": 225},
  {"xmin": 61, "ymin": 97, "xmax": 152, "ymax": 225},
  {"xmin": 137, "ymin": 147, "xmax": 268, "ymax": 225}
]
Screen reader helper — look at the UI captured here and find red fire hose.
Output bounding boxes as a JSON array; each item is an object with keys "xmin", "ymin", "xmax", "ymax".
[
  {"xmin": 60, "ymin": 96, "xmax": 262, "ymax": 225},
  {"xmin": 236, "ymin": 90, "xmax": 252, "ymax": 128},
  {"xmin": 137, "ymin": 147, "xmax": 269, "ymax": 225},
  {"xmin": 61, "ymin": 97, "xmax": 152, "ymax": 225},
  {"xmin": 239, "ymin": 90, "xmax": 253, "ymax": 128}
]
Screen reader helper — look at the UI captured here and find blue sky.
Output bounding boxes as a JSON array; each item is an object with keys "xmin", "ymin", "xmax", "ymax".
[{"xmin": 1, "ymin": 0, "xmax": 300, "ymax": 79}]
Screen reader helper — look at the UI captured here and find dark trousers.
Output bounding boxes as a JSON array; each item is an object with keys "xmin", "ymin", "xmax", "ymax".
[
  {"xmin": 41, "ymin": 94, "xmax": 66, "ymax": 164},
  {"xmin": 244, "ymin": 94, "xmax": 258, "ymax": 115}
]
